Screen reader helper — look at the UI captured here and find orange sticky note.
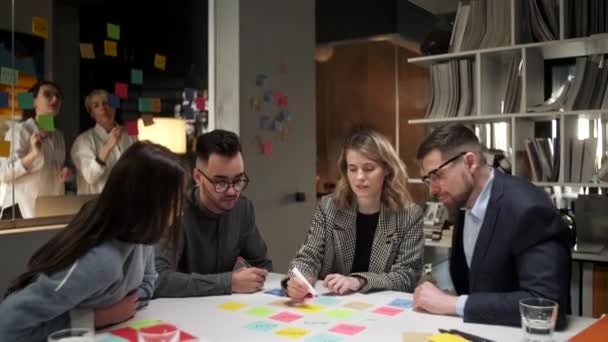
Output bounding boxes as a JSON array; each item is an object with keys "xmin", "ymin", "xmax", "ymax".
[
  {"xmin": 80, "ymin": 43, "xmax": 95, "ymax": 59},
  {"xmin": 142, "ymin": 114, "xmax": 155, "ymax": 126},
  {"xmin": 154, "ymin": 54, "xmax": 166, "ymax": 70},
  {"xmin": 104, "ymin": 40, "xmax": 117, "ymax": 57},
  {"xmin": 0, "ymin": 141, "xmax": 10, "ymax": 157},
  {"xmin": 149, "ymin": 98, "xmax": 161, "ymax": 113},
  {"xmin": 32, "ymin": 16, "xmax": 48, "ymax": 39}
]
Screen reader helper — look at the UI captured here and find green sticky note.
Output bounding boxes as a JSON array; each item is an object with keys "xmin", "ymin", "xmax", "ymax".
[
  {"xmin": 245, "ymin": 306, "xmax": 276, "ymax": 318},
  {"xmin": 127, "ymin": 320, "xmax": 161, "ymax": 330},
  {"xmin": 38, "ymin": 114, "xmax": 55, "ymax": 132},
  {"xmin": 17, "ymin": 92, "xmax": 34, "ymax": 109},
  {"xmin": 138, "ymin": 97, "xmax": 151, "ymax": 112},
  {"xmin": 107, "ymin": 23, "xmax": 120, "ymax": 40},
  {"xmin": 131, "ymin": 69, "xmax": 143, "ymax": 85},
  {"xmin": 324, "ymin": 309, "xmax": 354, "ymax": 319},
  {"xmin": 0, "ymin": 67, "xmax": 19, "ymax": 86}
]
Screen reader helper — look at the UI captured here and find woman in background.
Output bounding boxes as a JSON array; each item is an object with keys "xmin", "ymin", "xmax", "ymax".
[
  {"xmin": 0, "ymin": 141, "xmax": 186, "ymax": 342},
  {"xmin": 0, "ymin": 80, "xmax": 72, "ymax": 218},
  {"xmin": 71, "ymin": 89, "xmax": 136, "ymax": 194},
  {"xmin": 285, "ymin": 128, "xmax": 424, "ymax": 299}
]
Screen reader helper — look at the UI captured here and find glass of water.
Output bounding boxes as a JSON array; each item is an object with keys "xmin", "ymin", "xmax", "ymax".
[
  {"xmin": 519, "ymin": 298, "xmax": 558, "ymax": 342},
  {"xmin": 48, "ymin": 328, "xmax": 94, "ymax": 342},
  {"xmin": 137, "ymin": 323, "xmax": 180, "ymax": 342}
]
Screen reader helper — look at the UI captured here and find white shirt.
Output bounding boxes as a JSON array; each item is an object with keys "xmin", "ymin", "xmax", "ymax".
[
  {"xmin": 0, "ymin": 118, "xmax": 66, "ymax": 218},
  {"xmin": 71, "ymin": 124, "xmax": 136, "ymax": 195}
]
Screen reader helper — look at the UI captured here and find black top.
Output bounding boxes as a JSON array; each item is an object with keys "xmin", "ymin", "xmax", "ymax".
[{"xmin": 351, "ymin": 211, "xmax": 380, "ymax": 273}]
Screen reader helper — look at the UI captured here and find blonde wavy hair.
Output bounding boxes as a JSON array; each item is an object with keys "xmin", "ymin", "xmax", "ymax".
[
  {"xmin": 333, "ymin": 128, "xmax": 412, "ymax": 210},
  {"xmin": 84, "ymin": 89, "xmax": 110, "ymax": 114}
]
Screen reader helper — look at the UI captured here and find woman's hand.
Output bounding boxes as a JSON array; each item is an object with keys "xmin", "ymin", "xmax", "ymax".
[
  {"xmin": 29, "ymin": 133, "xmax": 42, "ymax": 155},
  {"xmin": 94, "ymin": 292, "xmax": 139, "ymax": 328},
  {"xmin": 286, "ymin": 275, "xmax": 316, "ymax": 301},
  {"xmin": 323, "ymin": 274, "xmax": 364, "ymax": 295}
]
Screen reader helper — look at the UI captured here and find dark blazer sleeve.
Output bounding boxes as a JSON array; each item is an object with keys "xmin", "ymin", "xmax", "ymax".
[
  {"xmin": 463, "ymin": 204, "xmax": 571, "ymax": 329},
  {"xmin": 241, "ymin": 199, "xmax": 273, "ymax": 271}
]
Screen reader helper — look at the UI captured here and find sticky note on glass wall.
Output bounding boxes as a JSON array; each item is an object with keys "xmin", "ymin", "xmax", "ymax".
[
  {"xmin": 114, "ymin": 82, "xmax": 128, "ymax": 99},
  {"xmin": 17, "ymin": 92, "xmax": 34, "ymax": 109},
  {"xmin": 38, "ymin": 114, "xmax": 55, "ymax": 132},
  {"xmin": 0, "ymin": 67, "xmax": 19, "ymax": 86},
  {"xmin": 0, "ymin": 92, "xmax": 8, "ymax": 108},
  {"xmin": 108, "ymin": 94, "xmax": 120, "ymax": 109},
  {"xmin": 32, "ymin": 16, "xmax": 48, "ymax": 39},
  {"xmin": 0, "ymin": 141, "xmax": 10, "ymax": 158},
  {"xmin": 142, "ymin": 114, "xmax": 155, "ymax": 126},
  {"xmin": 149, "ymin": 98, "xmax": 161, "ymax": 113},
  {"xmin": 154, "ymin": 54, "xmax": 166, "ymax": 70},
  {"xmin": 124, "ymin": 120, "xmax": 138, "ymax": 136},
  {"xmin": 80, "ymin": 43, "xmax": 95, "ymax": 59},
  {"xmin": 107, "ymin": 23, "xmax": 120, "ymax": 40},
  {"xmin": 131, "ymin": 69, "xmax": 143, "ymax": 85},
  {"xmin": 263, "ymin": 142, "xmax": 272, "ymax": 156},
  {"xmin": 195, "ymin": 96, "xmax": 206, "ymax": 111},
  {"xmin": 104, "ymin": 40, "xmax": 118, "ymax": 57},
  {"xmin": 138, "ymin": 98, "xmax": 151, "ymax": 112}
]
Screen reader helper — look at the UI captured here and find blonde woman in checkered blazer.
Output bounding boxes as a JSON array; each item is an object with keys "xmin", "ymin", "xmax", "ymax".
[{"xmin": 285, "ymin": 128, "xmax": 424, "ymax": 300}]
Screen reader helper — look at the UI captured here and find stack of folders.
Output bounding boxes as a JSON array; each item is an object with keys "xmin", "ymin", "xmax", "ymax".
[
  {"xmin": 519, "ymin": 0, "xmax": 560, "ymax": 42},
  {"xmin": 565, "ymin": 0, "xmax": 608, "ymax": 38},
  {"xmin": 449, "ymin": 0, "xmax": 511, "ymax": 52},
  {"xmin": 426, "ymin": 60, "xmax": 475, "ymax": 119},
  {"xmin": 501, "ymin": 55, "xmax": 523, "ymax": 114},
  {"xmin": 528, "ymin": 56, "xmax": 608, "ymax": 112},
  {"xmin": 523, "ymin": 138, "xmax": 559, "ymax": 182},
  {"xmin": 567, "ymin": 138, "xmax": 598, "ymax": 183}
]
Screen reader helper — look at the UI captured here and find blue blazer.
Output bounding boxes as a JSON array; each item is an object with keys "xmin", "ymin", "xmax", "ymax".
[{"xmin": 450, "ymin": 170, "xmax": 571, "ymax": 329}]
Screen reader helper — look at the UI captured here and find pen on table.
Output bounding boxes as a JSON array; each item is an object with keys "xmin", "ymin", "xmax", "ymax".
[
  {"xmin": 438, "ymin": 328, "xmax": 494, "ymax": 342},
  {"xmin": 292, "ymin": 266, "xmax": 317, "ymax": 297}
]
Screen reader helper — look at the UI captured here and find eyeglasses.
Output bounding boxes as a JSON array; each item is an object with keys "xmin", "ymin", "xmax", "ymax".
[
  {"xmin": 196, "ymin": 169, "xmax": 250, "ymax": 193},
  {"xmin": 421, "ymin": 152, "xmax": 466, "ymax": 185}
]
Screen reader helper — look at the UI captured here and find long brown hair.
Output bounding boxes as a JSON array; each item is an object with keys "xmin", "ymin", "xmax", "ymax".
[
  {"xmin": 333, "ymin": 128, "xmax": 412, "ymax": 210},
  {"xmin": 21, "ymin": 80, "xmax": 63, "ymax": 122},
  {"xmin": 4, "ymin": 141, "xmax": 186, "ymax": 297}
]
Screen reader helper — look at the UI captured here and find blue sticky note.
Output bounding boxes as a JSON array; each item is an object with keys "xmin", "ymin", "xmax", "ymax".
[
  {"xmin": 306, "ymin": 333, "xmax": 344, "ymax": 342},
  {"xmin": 255, "ymin": 74, "xmax": 267, "ymax": 87},
  {"xmin": 108, "ymin": 94, "xmax": 120, "ymax": 109},
  {"xmin": 131, "ymin": 69, "xmax": 143, "ymax": 85},
  {"xmin": 259, "ymin": 115, "xmax": 271, "ymax": 129},
  {"xmin": 314, "ymin": 296, "xmax": 341, "ymax": 306},
  {"xmin": 0, "ymin": 92, "xmax": 8, "ymax": 108},
  {"xmin": 184, "ymin": 88, "xmax": 196, "ymax": 101},
  {"xmin": 17, "ymin": 92, "xmax": 34, "ymax": 109},
  {"xmin": 245, "ymin": 321, "xmax": 279, "ymax": 333},
  {"xmin": 388, "ymin": 298, "xmax": 413, "ymax": 309},
  {"xmin": 264, "ymin": 288, "xmax": 286, "ymax": 297},
  {"xmin": 98, "ymin": 335, "xmax": 129, "ymax": 342},
  {"xmin": 263, "ymin": 89, "xmax": 273, "ymax": 103},
  {"xmin": 138, "ymin": 97, "xmax": 151, "ymax": 112}
]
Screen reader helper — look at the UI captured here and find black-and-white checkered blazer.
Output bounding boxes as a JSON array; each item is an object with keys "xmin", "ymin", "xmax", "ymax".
[{"xmin": 288, "ymin": 195, "xmax": 423, "ymax": 293}]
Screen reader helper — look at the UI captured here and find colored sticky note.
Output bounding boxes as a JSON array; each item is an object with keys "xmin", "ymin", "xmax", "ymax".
[
  {"xmin": 263, "ymin": 89, "xmax": 273, "ymax": 103},
  {"xmin": 98, "ymin": 335, "xmax": 129, "ymax": 342},
  {"xmin": 295, "ymin": 304, "xmax": 326, "ymax": 314},
  {"xmin": 32, "ymin": 16, "xmax": 48, "ymax": 39},
  {"xmin": 17, "ymin": 92, "xmax": 34, "ymax": 109},
  {"xmin": 127, "ymin": 319, "xmax": 161, "ymax": 330},
  {"xmin": 217, "ymin": 301, "xmax": 247, "ymax": 311},
  {"xmin": 149, "ymin": 98, "xmax": 161, "ymax": 113},
  {"xmin": 107, "ymin": 23, "xmax": 120, "ymax": 40},
  {"xmin": 343, "ymin": 301, "xmax": 373, "ymax": 310},
  {"xmin": 273, "ymin": 119, "xmax": 284, "ymax": 131},
  {"xmin": 0, "ymin": 67, "xmax": 19, "ymax": 86},
  {"xmin": 0, "ymin": 92, "xmax": 8, "ymax": 108},
  {"xmin": 274, "ymin": 91, "xmax": 288, "ymax": 108},
  {"xmin": 314, "ymin": 296, "xmax": 341, "ymax": 306},
  {"xmin": 402, "ymin": 332, "xmax": 434, "ymax": 342},
  {"xmin": 264, "ymin": 288, "xmax": 287, "ymax": 297},
  {"xmin": 115, "ymin": 82, "xmax": 128, "ymax": 99},
  {"xmin": 104, "ymin": 40, "xmax": 118, "ymax": 57},
  {"xmin": 195, "ymin": 96, "xmax": 206, "ymax": 111},
  {"xmin": 110, "ymin": 327, "xmax": 137, "ymax": 341},
  {"xmin": 38, "ymin": 114, "xmax": 55, "ymax": 132},
  {"xmin": 275, "ymin": 327, "xmax": 310, "ymax": 339},
  {"xmin": 324, "ymin": 308, "xmax": 354, "ymax": 319},
  {"xmin": 255, "ymin": 74, "xmax": 267, "ymax": 87},
  {"xmin": 142, "ymin": 113, "xmax": 155, "ymax": 126},
  {"xmin": 263, "ymin": 142, "xmax": 273, "ymax": 156},
  {"xmin": 328, "ymin": 323, "xmax": 366, "ymax": 336},
  {"xmin": 131, "ymin": 69, "xmax": 143, "ymax": 85},
  {"xmin": 0, "ymin": 141, "xmax": 10, "ymax": 157},
  {"xmin": 80, "ymin": 43, "xmax": 95, "ymax": 59},
  {"xmin": 250, "ymin": 97, "xmax": 261, "ymax": 112},
  {"xmin": 245, "ymin": 321, "xmax": 279, "ymax": 333},
  {"xmin": 428, "ymin": 333, "xmax": 470, "ymax": 342},
  {"xmin": 388, "ymin": 298, "xmax": 413, "ymax": 309},
  {"xmin": 154, "ymin": 53, "xmax": 166, "ymax": 70},
  {"xmin": 124, "ymin": 120, "xmax": 138, "ymax": 136},
  {"xmin": 372, "ymin": 306, "xmax": 403, "ymax": 316},
  {"xmin": 246, "ymin": 306, "xmax": 276, "ymax": 318},
  {"xmin": 138, "ymin": 97, "xmax": 151, "ymax": 112},
  {"xmin": 270, "ymin": 298, "xmax": 295, "ymax": 308},
  {"xmin": 270, "ymin": 311, "xmax": 303, "ymax": 323},
  {"xmin": 108, "ymin": 94, "xmax": 120, "ymax": 109},
  {"xmin": 259, "ymin": 115, "xmax": 271, "ymax": 130},
  {"xmin": 305, "ymin": 333, "xmax": 344, "ymax": 342}
]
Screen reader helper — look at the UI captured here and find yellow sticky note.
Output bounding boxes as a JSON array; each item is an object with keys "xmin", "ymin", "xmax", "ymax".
[
  {"xmin": 217, "ymin": 301, "xmax": 247, "ymax": 311},
  {"xmin": 402, "ymin": 332, "xmax": 433, "ymax": 342},
  {"xmin": 0, "ymin": 141, "xmax": 10, "ymax": 158},
  {"xmin": 294, "ymin": 303, "xmax": 325, "ymax": 314},
  {"xmin": 154, "ymin": 54, "xmax": 166, "ymax": 70},
  {"xmin": 80, "ymin": 43, "xmax": 95, "ymax": 59},
  {"xmin": 32, "ymin": 16, "xmax": 48, "ymax": 39},
  {"xmin": 343, "ymin": 301, "xmax": 373, "ymax": 310},
  {"xmin": 104, "ymin": 40, "xmax": 117, "ymax": 57},
  {"xmin": 275, "ymin": 327, "xmax": 309, "ymax": 339},
  {"xmin": 428, "ymin": 333, "xmax": 470, "ymax": 342}
]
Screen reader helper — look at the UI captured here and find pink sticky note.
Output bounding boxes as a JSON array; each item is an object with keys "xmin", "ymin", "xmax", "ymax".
[
  {"xmin": 263, "ymin": 142, "xmax": 272, "ymax": 156},
  {"xmin": 372, "ymin": 306, "xmax": 403, "ymax": 316},
  {"xmin": 110, "ymin": 327, "xmax": 137, "ymax": 341},
  {"xmin": 273, "ymin": 91, "xmax": 288, "ymax": 108},
  {"xmin": 115, "ymin": 82, "xmax": 128, "ymax": 99},
  {"xmin": 195, "ymin": 96, "xmax": 206, "ymax": 111},
  {"xmin": 329, "ymin": 323, "xmax": 366, "ymax": 336},
  {"xmin": 125, "ymin": 120, "xmax": 138, "ymax": 136},
  {"xmin": 269, "ymin": 311, "xmax": 303, "ymax": 323}
]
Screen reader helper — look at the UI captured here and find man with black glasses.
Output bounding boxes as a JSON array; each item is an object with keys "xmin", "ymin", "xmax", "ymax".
[{"xmin": 154, "ymin": 129, "xmax": 272, "ymax": 297}]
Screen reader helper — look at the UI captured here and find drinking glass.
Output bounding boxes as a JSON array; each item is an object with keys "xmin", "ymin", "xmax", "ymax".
[{"xmin": 519, "ymin": 298, "xmax": 558, "ymax": 342}]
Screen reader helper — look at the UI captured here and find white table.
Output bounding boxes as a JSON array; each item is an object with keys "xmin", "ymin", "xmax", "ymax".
[{"xmin": 98, "ymin": 273, "xmax": 596, "ymax": 342}]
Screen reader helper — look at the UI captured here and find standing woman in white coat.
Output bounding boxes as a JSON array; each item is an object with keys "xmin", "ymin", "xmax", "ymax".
[
  {"xmin": 0, "ymin": 80, "xmax": 72, "ymax": 218},
  {"xmin": 71, "ymin": 89, "xmax": 136, "ymax": 194}
]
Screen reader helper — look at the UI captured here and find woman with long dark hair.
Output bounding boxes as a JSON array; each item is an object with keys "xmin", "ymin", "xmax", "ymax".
[{"xmin": 0, "ymin": 141, "xmax": 186, "ymax": 342}]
